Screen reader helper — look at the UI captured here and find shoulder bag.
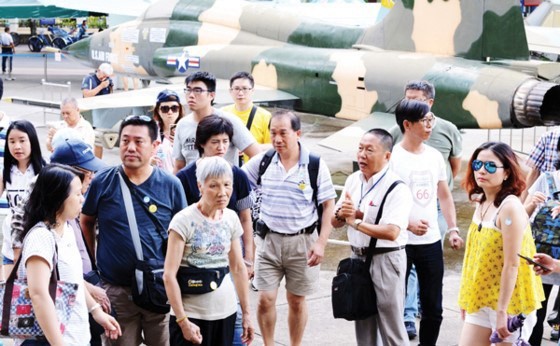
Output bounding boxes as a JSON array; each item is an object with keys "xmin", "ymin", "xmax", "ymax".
[
  {"xmin": 117, "ymin": 170, "xmax": 170, "ymax": 314},
  {"xmin": 0, "ymin": 228, "xmax": 79, "ymax": 339},
  {"xmin": 532, "ymin": 172, "xmax": 560, "ymax": 259},
  {"xmin": 331, "ymin": 180, "xmax": 402, "ymax": 321}
]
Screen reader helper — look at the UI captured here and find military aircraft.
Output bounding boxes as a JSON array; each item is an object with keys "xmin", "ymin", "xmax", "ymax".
[
  {"xmin": 525, "ymin": 0, "xmax": 560, "ymax": 57},
  {"xmin": 64, "ymin": 0, "xmax": 560, "ymax": 137}
]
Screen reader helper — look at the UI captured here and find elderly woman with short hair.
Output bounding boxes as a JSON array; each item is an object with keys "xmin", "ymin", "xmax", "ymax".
[{"xmin": 163, "ymin": 156, "xmax": 254, "ymax": 346}]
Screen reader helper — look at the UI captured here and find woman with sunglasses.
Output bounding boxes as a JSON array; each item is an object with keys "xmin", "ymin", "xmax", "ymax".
[
  {"xmin": 152, "ymin": 89, "xmax": 185, "ymax": 172},
  {"xmin": 458, "ymin": 141, "xmax": 544, "ymax": 345}
]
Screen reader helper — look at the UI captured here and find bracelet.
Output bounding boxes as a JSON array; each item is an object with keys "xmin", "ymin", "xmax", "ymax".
[
  {"xmin": 89, "ymin": 303, "xmax": 101, "ymax": 314},
  {"xmin": 446, "ymin": 227, "xmax": 459, "ymax": 234},
  {"xmin": 175, "ymin": 315, "xmax": 188, "ymax": 324},
  {"xmin": 335, "ymin": 207, "xmax": 345, "ymax": 222}
]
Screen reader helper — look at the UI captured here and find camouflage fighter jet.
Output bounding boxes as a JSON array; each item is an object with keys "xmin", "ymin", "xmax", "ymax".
[{"xmin": 65, "ymin": 0, "xmax": 560, "ymax": 138}]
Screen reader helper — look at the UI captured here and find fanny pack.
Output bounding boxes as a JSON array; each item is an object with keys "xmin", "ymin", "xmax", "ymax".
[{"xmin": 176, "ymin": 266, "xmax": 229, "ymax": 295}]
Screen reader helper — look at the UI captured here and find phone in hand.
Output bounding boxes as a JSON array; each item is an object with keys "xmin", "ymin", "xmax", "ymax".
[{"xmin": 518, "ymin": 253, "xmax": 552, "ymax": 272}]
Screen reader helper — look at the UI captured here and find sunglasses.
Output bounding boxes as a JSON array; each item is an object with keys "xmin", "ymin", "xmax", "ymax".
[
  {"xmin": 472, "ymin": 160, "xmax": 504, "ymax": 174},
  {"xmin": 160, "ymin": 105, "xmax": 180, "ymax": 113},
  {"xmin": 124, "ymin": 115, "xmax": 153, "ymax": 123}
]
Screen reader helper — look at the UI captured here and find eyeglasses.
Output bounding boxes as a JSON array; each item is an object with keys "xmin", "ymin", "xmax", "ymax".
[
  {"xmin": 159, "ymin": 105, "xmax": 180, "ymax": 113},
  {"xmin": 418, "ymin": 113, "xmax": 436, "ymax": 126},
  {"xmin": 124, "ymin": 115, "xmax": 152, "ymax": 123},
  {"xmin": 472, "ymin": 160, "xmax": 504, "ymax": 174},
  {"xmin": 184, "ymin": 87, "xmax": 210, "ymax": 95},
  {"xmin": 230, "ymin": 87, "xmax": 252, "ymax": 93}
]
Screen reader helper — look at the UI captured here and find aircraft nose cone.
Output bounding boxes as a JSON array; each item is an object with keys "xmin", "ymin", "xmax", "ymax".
[{"xmin": 64, "ymin": 36, "xmax": 91, "ymax": 61}]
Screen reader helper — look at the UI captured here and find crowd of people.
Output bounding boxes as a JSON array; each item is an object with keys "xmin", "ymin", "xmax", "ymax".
[{"xmin": 0, "ymin": 70, "xmax": 559, "ymax": 346}]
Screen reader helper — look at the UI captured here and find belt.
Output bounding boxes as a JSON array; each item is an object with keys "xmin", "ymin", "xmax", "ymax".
[
  {"xmin": 268, "ymin": 222, "xmax": 317, "ymax": 237},
  {"xmin": 351, "ymin": 245, "xmax": 406, "ymax": 257}
]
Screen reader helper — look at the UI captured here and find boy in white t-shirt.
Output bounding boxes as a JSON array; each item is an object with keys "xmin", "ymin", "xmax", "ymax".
[{"xmin": 390, "ymin": 99, "xmax": 463, "ymax": 346}]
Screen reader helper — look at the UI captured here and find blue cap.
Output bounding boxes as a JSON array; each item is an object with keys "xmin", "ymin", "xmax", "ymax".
[
  {"xmin": 156, "ymin": 89, "xmax": 180, "ymax": 103},
  {"xmin": 50, "ymin": 139, "xmax": 107, "ymax": 172}
]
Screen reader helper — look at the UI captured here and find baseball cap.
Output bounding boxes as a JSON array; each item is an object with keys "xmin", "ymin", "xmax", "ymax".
[
  {"xmin": 156, "ymin": 89, "xmax": 180, "ymax": 103},
  {"xmin": 98, "ymin": 63, "xmax": 113, "ymax": 76},
  {"xmin": 50, "ymin": 138, "xmax": 107, "ymax": 172}
]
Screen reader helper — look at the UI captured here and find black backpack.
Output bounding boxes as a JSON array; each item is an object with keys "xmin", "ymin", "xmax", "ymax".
[{"xmin": 256, "ymin": 148, "xmax": 322, "ymax": 233}]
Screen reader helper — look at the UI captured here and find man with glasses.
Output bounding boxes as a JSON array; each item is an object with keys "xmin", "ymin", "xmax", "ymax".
[
  {"xmin": 390, "ymin": 99, "xmax": 463, "ymax": 346},
  {"xmin": 81, "ymin": 63, "xmax": 114, "ymax": 98},
  {"xmin": 222, "ymin": 71, "xmax": 272, "ymax": 165},
  {"xmin": 81, "ymin": 115, "xmax": 187, "ymax": 345},
  {"xmin": 390, "ymin": 80, "xmax": 463, "ymax": 339},
  {"xmin": 173, "ymin": 71, "xmax": 260, "ymax": 173}
]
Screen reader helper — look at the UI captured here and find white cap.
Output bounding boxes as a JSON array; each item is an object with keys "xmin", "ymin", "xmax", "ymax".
[{"xmin": 98, "ymin": 63, "xmax": 113, "ymax": 76}]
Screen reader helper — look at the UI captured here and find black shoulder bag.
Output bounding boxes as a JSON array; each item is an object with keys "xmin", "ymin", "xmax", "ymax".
[{"xmin": 331, "ymin": 180, "xmax": 402, "ymax": 321}]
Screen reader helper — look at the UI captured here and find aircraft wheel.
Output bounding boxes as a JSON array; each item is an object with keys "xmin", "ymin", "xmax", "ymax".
[
  {"xmin": 141, "ymin": 79, "xmax": 150, "ymax": 88},
  {"xmin": 53, "ymin": 37, "xmax": 66, "ymax": 49},
  {"xmin": 28, "ymin": 37, "xmax": 43, "ymax": 52}
]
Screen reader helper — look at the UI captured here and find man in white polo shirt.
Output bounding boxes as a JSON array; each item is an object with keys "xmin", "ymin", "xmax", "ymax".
[
  {"xmin": 242, "ymin": 110, "xmax": 336, "ymax": 346},
  {"xmin": 332, "ymin": 128, "xmax": 412, "ymax": 345}
]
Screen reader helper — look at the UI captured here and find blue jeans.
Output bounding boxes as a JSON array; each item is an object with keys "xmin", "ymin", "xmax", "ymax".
[
  {"xmin": 405, "ymin": 241, "xmax": 444, "ymax": 346},
  {"xmin": 404, "ymin": 265, "xmax": 418, "ymax": 323}
]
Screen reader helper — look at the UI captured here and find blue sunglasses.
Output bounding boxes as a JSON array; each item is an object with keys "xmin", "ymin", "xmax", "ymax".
[{"xmin": 472, "ymin": 160, "xmax": 504, "ymax": 174}]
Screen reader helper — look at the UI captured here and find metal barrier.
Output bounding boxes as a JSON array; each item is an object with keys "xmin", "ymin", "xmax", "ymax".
[
  {"xmin": 483, "ymin": 126, "xmax": 553, "ymax": 156},
  {"xmin": 40, "ymin": 79, "xmax": 71, "ymax": 126}
]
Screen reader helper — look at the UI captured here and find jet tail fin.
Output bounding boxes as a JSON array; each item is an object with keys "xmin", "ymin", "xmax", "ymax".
[{"xmin": 359, "ymin": 0, "xmax": 529, "ymax": 61}]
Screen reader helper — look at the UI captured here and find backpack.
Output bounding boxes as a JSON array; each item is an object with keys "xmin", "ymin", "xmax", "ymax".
[
  {"xmin": 255, "ymin": 148, "xmax": 322, "ymax": 233},
  {"xmin": 531, "ymin": 172, "xmax": 560, "ymax": 259}
]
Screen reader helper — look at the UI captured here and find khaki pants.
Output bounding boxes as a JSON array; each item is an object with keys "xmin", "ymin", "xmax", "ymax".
[{"xmin": 103, "ymin": 283, "xmax": 170, "ymax": 346}]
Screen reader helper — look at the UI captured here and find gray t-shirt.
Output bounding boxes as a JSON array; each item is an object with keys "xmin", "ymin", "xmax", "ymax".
[
  {"xmin": 390, "ymin": 116, "xmax": 462, "ymax": 189},
  {"xmin": 172, "ymin": 108, "xmax": 256, "ymax": 167}
]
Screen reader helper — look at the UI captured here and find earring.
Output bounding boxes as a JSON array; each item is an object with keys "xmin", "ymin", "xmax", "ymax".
[{"xmin": 504, "ymin": 176, "xmax": 508, "ymax": 181}]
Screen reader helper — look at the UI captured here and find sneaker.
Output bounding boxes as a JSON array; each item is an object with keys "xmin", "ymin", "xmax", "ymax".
[
  {"xmin": 405, "ymin": 321, "xmax": 417, "ymax": 340},
  {"xmin": 551, "ymin": 324, "xmax": 560, "ymax": 341}
]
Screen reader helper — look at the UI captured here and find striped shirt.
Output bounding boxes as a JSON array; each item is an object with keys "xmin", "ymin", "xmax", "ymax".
[
  {"xmin": 527, "ymin": 128, "xmax": 560, "ymax": 173},
  {"xmin": 243, "ymin": 144, "xmax": 336, "ymax": 234}
]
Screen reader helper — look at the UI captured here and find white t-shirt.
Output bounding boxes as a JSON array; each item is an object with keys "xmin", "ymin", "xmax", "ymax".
[
  {"xmin": 17, "ymin": 222, "xmax": 89, "ymax": 345},
  {"xmin": 52, "ymin": 117, "xmax": 96, "ymax": 149},
  {"xmin": 0, "ymin": 32, "xmax": 13, "ymax": 47},
  {"xmin": 336, "ymin": 167, "xmax": 412, "ymax": 248},
  {"xmin": 2, "ymin": 165, "xmax": 36, "ymax": 261},
  {"xmin": 172, "ymin": 108, "xmax": 256, "ymax": 167},
  {"xmin": 168, "ymin": 205, "xmax": 243, "ymax": 321},
  {"xmin": 390, "ymin": 143, "xmax": 446, "ymax": 245}
]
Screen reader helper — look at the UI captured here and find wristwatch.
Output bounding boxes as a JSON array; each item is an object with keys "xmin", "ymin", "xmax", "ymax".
[{"xmin": 354, "ymin": 219, "xmax": 363, "ymax": 228}]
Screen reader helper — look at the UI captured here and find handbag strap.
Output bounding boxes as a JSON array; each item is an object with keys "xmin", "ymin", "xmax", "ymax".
[
  {"xmin": 365, "ymin": 180, "xmax": 403, "ymax": 267},
  {"xmin": 118, "ymin": 166, "xmax": 167, "ymax": 242},
  {"xmin": 2, "ymin": 227, "xmax": 59, "ymax": 336},
  {"xmin": 117, "ymin": 169, "xmax": 144, "ymax": 262}
]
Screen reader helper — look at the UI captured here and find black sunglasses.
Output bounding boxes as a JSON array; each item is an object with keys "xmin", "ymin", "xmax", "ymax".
[
  {"xmin": 159, "ymin": 105, "xmax": 180, "ymax": 113},
  {"xmin": 472, "ymin": 160, "xmax": 504, "ymax": 174},
  {"xmin": 124, "ymin": 115, "xmax": 152, "ymax": 123}
]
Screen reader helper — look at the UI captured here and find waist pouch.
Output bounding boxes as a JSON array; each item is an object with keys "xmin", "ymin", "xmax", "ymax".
[{"xmin": 177, "ymin": 266, "xmax": 229, "ymax": 294}]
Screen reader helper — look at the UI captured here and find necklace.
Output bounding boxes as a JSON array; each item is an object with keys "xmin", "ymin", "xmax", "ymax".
[{"xmin": 478, "ymin": 200, "xmax": 493, "ymax": 232}]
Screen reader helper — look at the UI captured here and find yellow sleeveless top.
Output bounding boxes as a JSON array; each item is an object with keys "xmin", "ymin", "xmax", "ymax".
[{"xmin": 458, "ymin": 200, "xmax": 544, "ymax": 315}]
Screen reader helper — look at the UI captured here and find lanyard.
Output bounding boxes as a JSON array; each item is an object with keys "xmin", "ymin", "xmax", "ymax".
[{"xmin": 358, "ymin": 170, "xmax": 387, "ymax": 209}]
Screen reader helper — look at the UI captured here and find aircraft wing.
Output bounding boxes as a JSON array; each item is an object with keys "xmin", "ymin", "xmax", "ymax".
[
  {"xmin": 6, "ymin": 78, "xmax": 298, "ymax": 117},
  {"xmin": 318, "ymin": 112, "xmax": 397, "ymax": 152},
  {"xmin": 526, "ymin": 26, "xmax": 560, "ymax": 55},
  {"xmin": 77, "ymin": 79, "xmax": 298, "ymax": 112}
]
